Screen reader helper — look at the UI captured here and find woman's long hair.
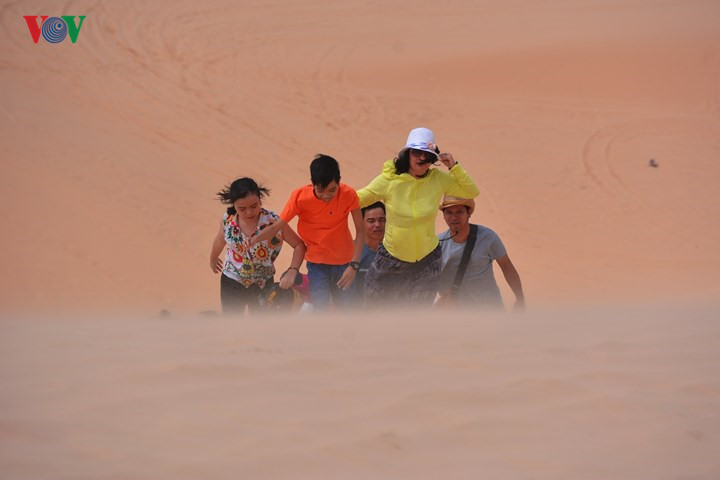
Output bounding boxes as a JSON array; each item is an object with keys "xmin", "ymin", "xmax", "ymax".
[{"xmin": 393, "ymin": 149, "xmax": 411, "ymax": 175}]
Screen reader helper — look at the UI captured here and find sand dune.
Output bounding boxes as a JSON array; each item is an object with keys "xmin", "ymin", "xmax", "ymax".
[{"xmin": 2, "ymin": 1, "xmax": 720, "ymax": 477}]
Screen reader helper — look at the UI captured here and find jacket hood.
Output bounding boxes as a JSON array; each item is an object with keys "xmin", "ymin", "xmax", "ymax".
[
  {"xmin": 381, "ymin": 159, "xmax": 432, "ymax": 182},
  {"xmin": 381, "ymin": 159, "xmax": 399, "ymax": 179}
]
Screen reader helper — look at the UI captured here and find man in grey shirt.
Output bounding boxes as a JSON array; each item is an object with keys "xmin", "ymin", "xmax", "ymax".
[
  {"xmin": 353, "ymin": 201, "xmax": 386, "ymax": 303},
  {"xmin": 437, "ymin": 195, "xmax": 525, "ymax": 310}
]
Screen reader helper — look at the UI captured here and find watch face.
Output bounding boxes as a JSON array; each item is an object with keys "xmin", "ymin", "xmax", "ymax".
[{"xmin": 350, "ymin": 261, "xmax": 360, "ymax": 270}]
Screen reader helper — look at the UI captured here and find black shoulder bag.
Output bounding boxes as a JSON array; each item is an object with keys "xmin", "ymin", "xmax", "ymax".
[{"xmin": 450, "ymin": 224, "xmax": 478, "ymax": 297}]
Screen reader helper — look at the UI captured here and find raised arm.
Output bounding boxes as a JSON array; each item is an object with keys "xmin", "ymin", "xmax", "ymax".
[
  {"xmin": 438, "ymin": 153, "xmax": 480, "ymax": 198},
  {"xmin": 496, "ymin": 254, "xmax": 525, "ymax": 311},
  {"xmin": 251, "ymin": 191, "xmax": 298, "ymax": 247},
  {"xmin": 357, "ymin": 173, "xmax": 388, "ymax": 208},
  {"xmin": 248, "ymin": 219, "xmax": 285, "ymax": 247}
]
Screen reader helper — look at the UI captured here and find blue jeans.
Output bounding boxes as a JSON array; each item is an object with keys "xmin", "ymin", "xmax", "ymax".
[{"xmin": 306, "ymin": 262, "xmax": 353, "ymax": 310}]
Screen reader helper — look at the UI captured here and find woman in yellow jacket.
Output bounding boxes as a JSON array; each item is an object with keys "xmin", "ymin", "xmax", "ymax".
[{"xmin": 357, "ymin": 127, "xmax": 480, "ymax": 305}]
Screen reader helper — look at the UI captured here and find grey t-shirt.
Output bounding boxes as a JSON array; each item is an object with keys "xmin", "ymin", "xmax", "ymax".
[{"xmin": 438, "ymin": 225, "xmax": 507, "ymax": 307}]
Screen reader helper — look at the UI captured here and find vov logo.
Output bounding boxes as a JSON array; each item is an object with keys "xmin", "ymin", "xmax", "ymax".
[{"xmin": 23, "ymin": 16, "xmax": 86, "ymax": 44}]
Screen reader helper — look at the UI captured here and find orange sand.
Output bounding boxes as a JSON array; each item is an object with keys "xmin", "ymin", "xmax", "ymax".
[
  {"xmin": 2, "ymin": 1, "xmax": 720, "ymax": 477},
  {"xmin": 2, "ymin": 0, "xmax": 719, "ymax": 313}
]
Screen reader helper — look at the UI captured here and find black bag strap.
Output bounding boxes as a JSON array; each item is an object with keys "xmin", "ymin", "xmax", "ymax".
[{"xmin": 451, "ymin": 224, "xmax": 478, "ymax": 296}]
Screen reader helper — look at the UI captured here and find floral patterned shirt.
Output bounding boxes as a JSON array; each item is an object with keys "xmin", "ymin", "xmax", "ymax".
[{"xmin": 222, "ymin": 208, "xmax": 283, "ymax": 288}]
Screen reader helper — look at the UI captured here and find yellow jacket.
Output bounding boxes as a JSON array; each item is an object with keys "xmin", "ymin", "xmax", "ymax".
[{"xmin": 358, "ymin": 160, "xmax": 479, "ymax": 262}]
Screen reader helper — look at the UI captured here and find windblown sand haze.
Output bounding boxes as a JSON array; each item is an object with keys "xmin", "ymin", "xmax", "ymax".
[{"xmin": 2, "ymin": 0, "xmax": 720, "ymax": 478}]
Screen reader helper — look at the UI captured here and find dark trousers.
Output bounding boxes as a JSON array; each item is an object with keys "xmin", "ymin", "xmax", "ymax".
[
  {"xmin": 220, "ymin": 273, "xmax": 273, "ymax": 315},
  {"xmin": 364, "ymin": 244, "xmax": 441, "ymax": 306}
]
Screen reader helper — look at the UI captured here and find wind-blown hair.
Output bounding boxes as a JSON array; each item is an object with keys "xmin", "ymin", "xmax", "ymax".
[
  {"xmin": 393, "ymin": 149, "xmax": 411, "ymax": 175},
  {"xmin": 217, "ymin": 177, "xmax": 270, "ymax": 215}
]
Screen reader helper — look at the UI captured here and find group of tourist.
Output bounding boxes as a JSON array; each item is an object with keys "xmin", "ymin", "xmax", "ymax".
[{"xmin": 209, "ymin": 127, "xmax": 525, "ymax": 314}]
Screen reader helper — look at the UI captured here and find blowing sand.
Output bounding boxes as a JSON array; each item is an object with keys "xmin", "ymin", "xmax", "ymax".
[
  {"xmin": 2, "ymin": 306, "xmax": 720, "ymax": 479},
  {"xmin": 2, "ymin": 0, "xmax": 720, "ymax": 478}
]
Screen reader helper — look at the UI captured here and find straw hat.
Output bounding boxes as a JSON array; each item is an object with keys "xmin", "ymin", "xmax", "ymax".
[{"xmin": 439, "ymin": 195, "xmax": 475, "ymax": 215}]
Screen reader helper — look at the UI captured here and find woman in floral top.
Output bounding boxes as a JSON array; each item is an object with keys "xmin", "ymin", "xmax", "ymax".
[{"xmin": 210, "ymin": 177, "xmax": 306, "ymax": 314}]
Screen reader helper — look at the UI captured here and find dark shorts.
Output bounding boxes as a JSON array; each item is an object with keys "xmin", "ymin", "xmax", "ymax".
[{"xmin": 364, "ymin": 244, "xmax": 442, "ymax": 306}]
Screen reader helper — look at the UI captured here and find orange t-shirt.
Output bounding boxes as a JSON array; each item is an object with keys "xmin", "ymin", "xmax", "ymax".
[{"xmin": 280, "ymin": 183, "xmax": 360, "ymax": 265}]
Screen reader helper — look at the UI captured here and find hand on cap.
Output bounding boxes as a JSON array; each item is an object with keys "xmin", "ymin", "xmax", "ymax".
[{"xmin": 439, "ymin": 152, "xmax": 457, "ymax": 169}]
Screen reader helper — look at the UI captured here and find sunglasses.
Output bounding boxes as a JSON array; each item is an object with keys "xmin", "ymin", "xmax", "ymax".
[
  {"xmin": 410, "ymin": 148, "xmax": 439, "ymax": 165},
  {"xmin": 409, "ymin": 148, "xmax": 431, "ymax": 157}
]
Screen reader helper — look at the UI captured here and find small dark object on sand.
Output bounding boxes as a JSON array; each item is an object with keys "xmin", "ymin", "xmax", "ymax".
[
  {"xmin": 649, "ymin": 159, "xmax": 658, "ymax": 168},
  {"xmin": 159, "ymin": 309, "xmax": 171, "ymax": 318}
]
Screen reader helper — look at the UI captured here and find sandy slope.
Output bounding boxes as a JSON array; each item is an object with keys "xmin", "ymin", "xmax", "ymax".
[
  {"xmin": 1, "ymin": 0, "xmax": 719, "ymax": 313},
  {"xmin": 2, "ymin": 3, "xmax": 720, "ymax": 477},
  {"xmin": 1, "ymin": 306, "xmax": 719, "ymax": 479}
]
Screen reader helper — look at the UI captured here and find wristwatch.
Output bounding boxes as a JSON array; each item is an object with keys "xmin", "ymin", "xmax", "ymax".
[{"xmin": 349, "ymin": 261, "xmax": 360, "ymax": 271}]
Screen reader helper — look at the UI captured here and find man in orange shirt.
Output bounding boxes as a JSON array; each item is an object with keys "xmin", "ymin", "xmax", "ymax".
[{"xmin": 250, "ymin": 154, "xmax": 364, "ymax": 310}]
